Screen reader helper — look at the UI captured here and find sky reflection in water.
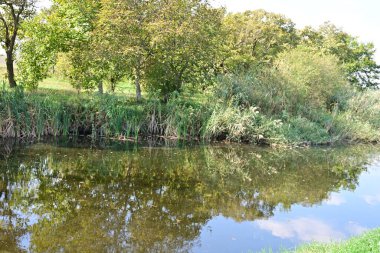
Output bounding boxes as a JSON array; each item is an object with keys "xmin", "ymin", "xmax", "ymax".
[{"xmin": 196, "ymin": 158, "xmax": 380, "ymax": 253}]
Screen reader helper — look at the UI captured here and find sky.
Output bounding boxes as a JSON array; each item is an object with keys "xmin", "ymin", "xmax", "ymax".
[{"xmin": 38, "ymin": 0, "xmax": 380, "ymax": 63}]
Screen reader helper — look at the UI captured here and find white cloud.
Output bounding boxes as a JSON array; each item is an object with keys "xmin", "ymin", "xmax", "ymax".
[
  {"xmin": 363, "ymin": 194, "xmax": 380, "ymax": 205},
  {"xmin": 347, "ymin": 221, "xmax": 369, "ymax": 235},
  {"xmin": 324, "ymin": 193, "xmax": 346, "ymax": 206},
  {"xmin": 256, "ymin": 218, "xmax": 345, "ymax": 243}
]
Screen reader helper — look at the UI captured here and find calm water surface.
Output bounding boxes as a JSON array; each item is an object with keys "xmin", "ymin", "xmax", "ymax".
[{"xmin": 0, "ymin": 140, "xmax": 380, "ymax": 252}]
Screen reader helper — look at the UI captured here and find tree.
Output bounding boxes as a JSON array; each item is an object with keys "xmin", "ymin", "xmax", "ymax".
[
  {"xmin": 221, "ymin": 10, "xmax": 298, "ymax": 73},
  {"xmin": 145, "ymin": 0, "xmax": 224, "ymax": 96},
  {"xmin": 300, "ymin": 22, "xmax": 380, "ymax": 89},
  {"xmin": 18, "ymin": 0, "xmax": 101, "ymax": 90},
  {"xmin": 96, "ymin": 0, "xmax": 223, "ymax": 99},
  {"xmin": 0, "ymin": 0, "xmax": 36, "ymax": 88},
  {"xmin": 96, "ymin": 0, "xmax": 157, "ymax": 101}
]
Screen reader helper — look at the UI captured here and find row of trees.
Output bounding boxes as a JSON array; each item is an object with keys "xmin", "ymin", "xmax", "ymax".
[{"xmin": 1, "ymin": 0, "xmax": 379, "ymax": 100}]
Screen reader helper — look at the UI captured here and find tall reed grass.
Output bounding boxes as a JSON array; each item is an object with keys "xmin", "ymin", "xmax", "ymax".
[
  {"xmin": 0, "ymin": 89, "xmax": 212, "ymax": 141},
  {"xmin": 1, "ymin": 87, "xmax": 379, "ymax": 145}
]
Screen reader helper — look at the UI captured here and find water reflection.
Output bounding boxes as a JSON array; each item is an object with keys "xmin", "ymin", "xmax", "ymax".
[
  {"xmin": 0, "ymin": 142, "xmax": 379, "ymax": 252},
  {"xmin": 364, "ymin": 194, "xmax": 380, "ymax": 205},
  {"xmin": 256, "ymin": 218, "xmax": 345, "ymax": 243}
]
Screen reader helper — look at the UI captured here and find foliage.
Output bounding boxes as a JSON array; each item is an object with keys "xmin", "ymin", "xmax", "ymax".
[
  {"xmin": 0, "ymin": 89, "xmax": 211, "ymax": 141},
  {"xmin": 19, "ymin": 0, "xmax": 224, "ymax": 98},
  {"xmin": 282, "ymin": 117, "xmax": 331, "ymax": 144},
  {"xmin": 95, "ymin": 0, "xmax": 157, "ymax": 99},
  {"xmin": 214, "ymin": 46, "xmax": 350, "ymax": 116},
  {"xmin": 210, "ymin": 46, "xmax": 380, "ymax": 145},
  {"xmin": 18, "ymin": 0, "xmax": 101, "ymax": 90},
  {"xmin": 300, "ymin": 22, "xmax": 380, "ymax": 88},
  {"xmin": 345, "ymin": 90, "xmax": 380, "ymax": 128},
  {"xmin": 9, "ymin": 0, "xmax": 380, "ymax": 145},
  {"xmin": 213, "ymin": 70, "xmax": 285, "ymax": 114},
  {"xmin": 275, "ymin": 46, "xmax": 350, "ymax": 112},
  {"xmin": 221, "ymin": 10, "xmax": 298, "ymax": 72},
  {"xmin": 204, "ymin": 106, "xmax": 284, "ymax": 144},
  {"xmin": 144, "ymin": 0, "xmax": 224, "ymax": 95},
  {"xmin": 330, "ymin": 90, "xmax": 380, "ymax": 143}
]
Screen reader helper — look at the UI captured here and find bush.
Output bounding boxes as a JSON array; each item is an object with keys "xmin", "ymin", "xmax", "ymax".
[
  {"xmin": 330, "ymin": 90, "xmax": 380, "ymax": 143},
  {"xmin": 346, "ymin": 90, "xmax": 380, "ymax": 128},
  {"xmin": 204, "ymin": 106, "xmax": 284, "ymax": 144},
  {"xmin": 282, "ymin": 117, "xmax": 331, "ymax": 144},
  {"xmin": 213, "ymin": 69, "xmax": 289, "ymax": 115},
  {"xmin": 275, "ymin": 46, "xmax": 350, "ymax": 113},
  {"xmin": 213, "ymin": 46, "xmax": 350, "ymax": 118}
]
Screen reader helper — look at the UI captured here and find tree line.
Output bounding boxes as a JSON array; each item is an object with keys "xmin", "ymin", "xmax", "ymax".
[{"xmin": 1, "ymin": 0, "xmax": 379, "ymax": 100}]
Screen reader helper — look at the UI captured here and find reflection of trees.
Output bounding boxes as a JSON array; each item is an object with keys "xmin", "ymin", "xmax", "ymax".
[
  {"xmin": 0, "ymin": 143, "xmax": 376, "ymax": 252},
  {"xmin": 0, "ymin": 150, "xmax": 30, "ymax": 253},
  {"xmin": 0, "ymin": 138, "xmax": 17, "ymax": 160}
]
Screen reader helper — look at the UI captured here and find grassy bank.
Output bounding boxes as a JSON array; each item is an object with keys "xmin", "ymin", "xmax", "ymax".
[
  {"xmin": 1, "ymin": 85, "xmax": 380, "ymax": 145},
  {"xmin": 290, "ymin": 228, "xmax": 380, "ymax": 253},
  {"xmin": 0, "ymin": 88, "xmax": 210, "ymax": 141}
]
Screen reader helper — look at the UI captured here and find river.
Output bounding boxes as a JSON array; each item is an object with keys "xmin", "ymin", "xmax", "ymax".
[{"xmin": 0, "ymin": 140, "xmax": 379, "ymax": 252}]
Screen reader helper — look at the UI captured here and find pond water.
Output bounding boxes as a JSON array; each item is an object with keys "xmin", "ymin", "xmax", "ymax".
[{"xmin": 0, "ymin": 140, "xmax": 380, "ymax": 252}]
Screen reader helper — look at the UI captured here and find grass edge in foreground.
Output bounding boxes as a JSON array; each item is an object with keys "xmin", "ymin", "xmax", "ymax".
[{"xmin": 287, "ymin": 228, "xmax": 380, "ymax": 253}]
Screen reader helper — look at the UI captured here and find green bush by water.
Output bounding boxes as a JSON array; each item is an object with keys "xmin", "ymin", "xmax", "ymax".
[{"xmin": 211, "ymin": 48, "xmax": 380, "ymax": 145}]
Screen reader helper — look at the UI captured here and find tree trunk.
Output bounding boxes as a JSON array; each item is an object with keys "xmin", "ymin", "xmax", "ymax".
[
  {"xmin": 6, "ymin": 52, "xmax": 16, "ymax": 88},
  {"xmin": 110, "ymin": 78, "xmax": 116, "ymax": 92},
  {"xmin": 98, "ymin": 80, "xmax": 103, "ymax": 94},
  {"xmin": 135, "ymin": 69, "xmax": 142, "ymax": 102}
]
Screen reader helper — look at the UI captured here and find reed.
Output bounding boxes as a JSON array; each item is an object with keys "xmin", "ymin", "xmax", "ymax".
[
  {"xmin": 1, "ymin": 87, "xmax": 379, "ymax": 145},
  {"xmin": 0, "ymin": 89, "xmax": 211, "ymax": 141}
]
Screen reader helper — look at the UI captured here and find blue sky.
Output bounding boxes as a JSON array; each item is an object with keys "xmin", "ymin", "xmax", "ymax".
[{"xmin": 38, "ymin": 0, "xmax": 380, "ymax": 63}]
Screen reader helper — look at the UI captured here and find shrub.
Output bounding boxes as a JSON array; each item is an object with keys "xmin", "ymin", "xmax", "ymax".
[
  {"xmin": 213, "ymin": 46, "xmax": 350, "ymax": 118},
  {"xmin": 345, "ymin": 90, "xmax": 380, "ymax": 128},
  {"xmin": 275, "ymin": 46, "xmax": 350, "ymax": 113},
  {"xmin": 213, "ymin": 69, "xmax": 288, "ymax": 115},
  {"xmin": 330, "ymin": 90, "xmax": 380, "ymax": 143},
  {"xmin": 282, "ymin": 117, "xmax": 331, "ymax": 144},
  {"xmin": 204, "ymin": 106, "xmax": 284, "ymax": 144}
]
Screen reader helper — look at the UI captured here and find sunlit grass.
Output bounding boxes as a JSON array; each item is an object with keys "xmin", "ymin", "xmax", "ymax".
[
  {"xmin": 26, "ymin": 75, "xmax": 209, "ymax": 103},
  {"xmin": 287, "ymin": 228, "xmax": 380, "ymax": 253},
  {"xmin": 39, "ymin": 77, "xmax": 77, "ymax": 91}
]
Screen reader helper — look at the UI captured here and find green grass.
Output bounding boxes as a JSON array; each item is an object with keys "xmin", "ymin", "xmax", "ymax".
[
  {"xmin": 39, "ymin": 77, "xmax": 78, "ymax": 92},
  {"xmin": 289, "ymin": 228, "xmax": 380, "ymax": 253},
  {"xmin": 21, "ymin": 74, "xmax": 208, "ymax": 103}
]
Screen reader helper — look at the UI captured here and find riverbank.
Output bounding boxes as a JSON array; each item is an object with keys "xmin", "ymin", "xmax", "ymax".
[
  {"xmin": 290, "ymin": 228, "xmax": 380, "ymax": 253},
  {"xmin": 1, "ymin": 88, "xmax": 380, "ymax": 145}
]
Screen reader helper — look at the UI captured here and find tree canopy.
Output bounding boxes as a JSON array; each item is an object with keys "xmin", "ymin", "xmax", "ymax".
[
  {"xmin": 300, "ymin": 22, "xmax": 380, "ymax": 88},
  {"xmin": 4, "ymin": 0, "xmax": 378, "ymax": 98}
]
